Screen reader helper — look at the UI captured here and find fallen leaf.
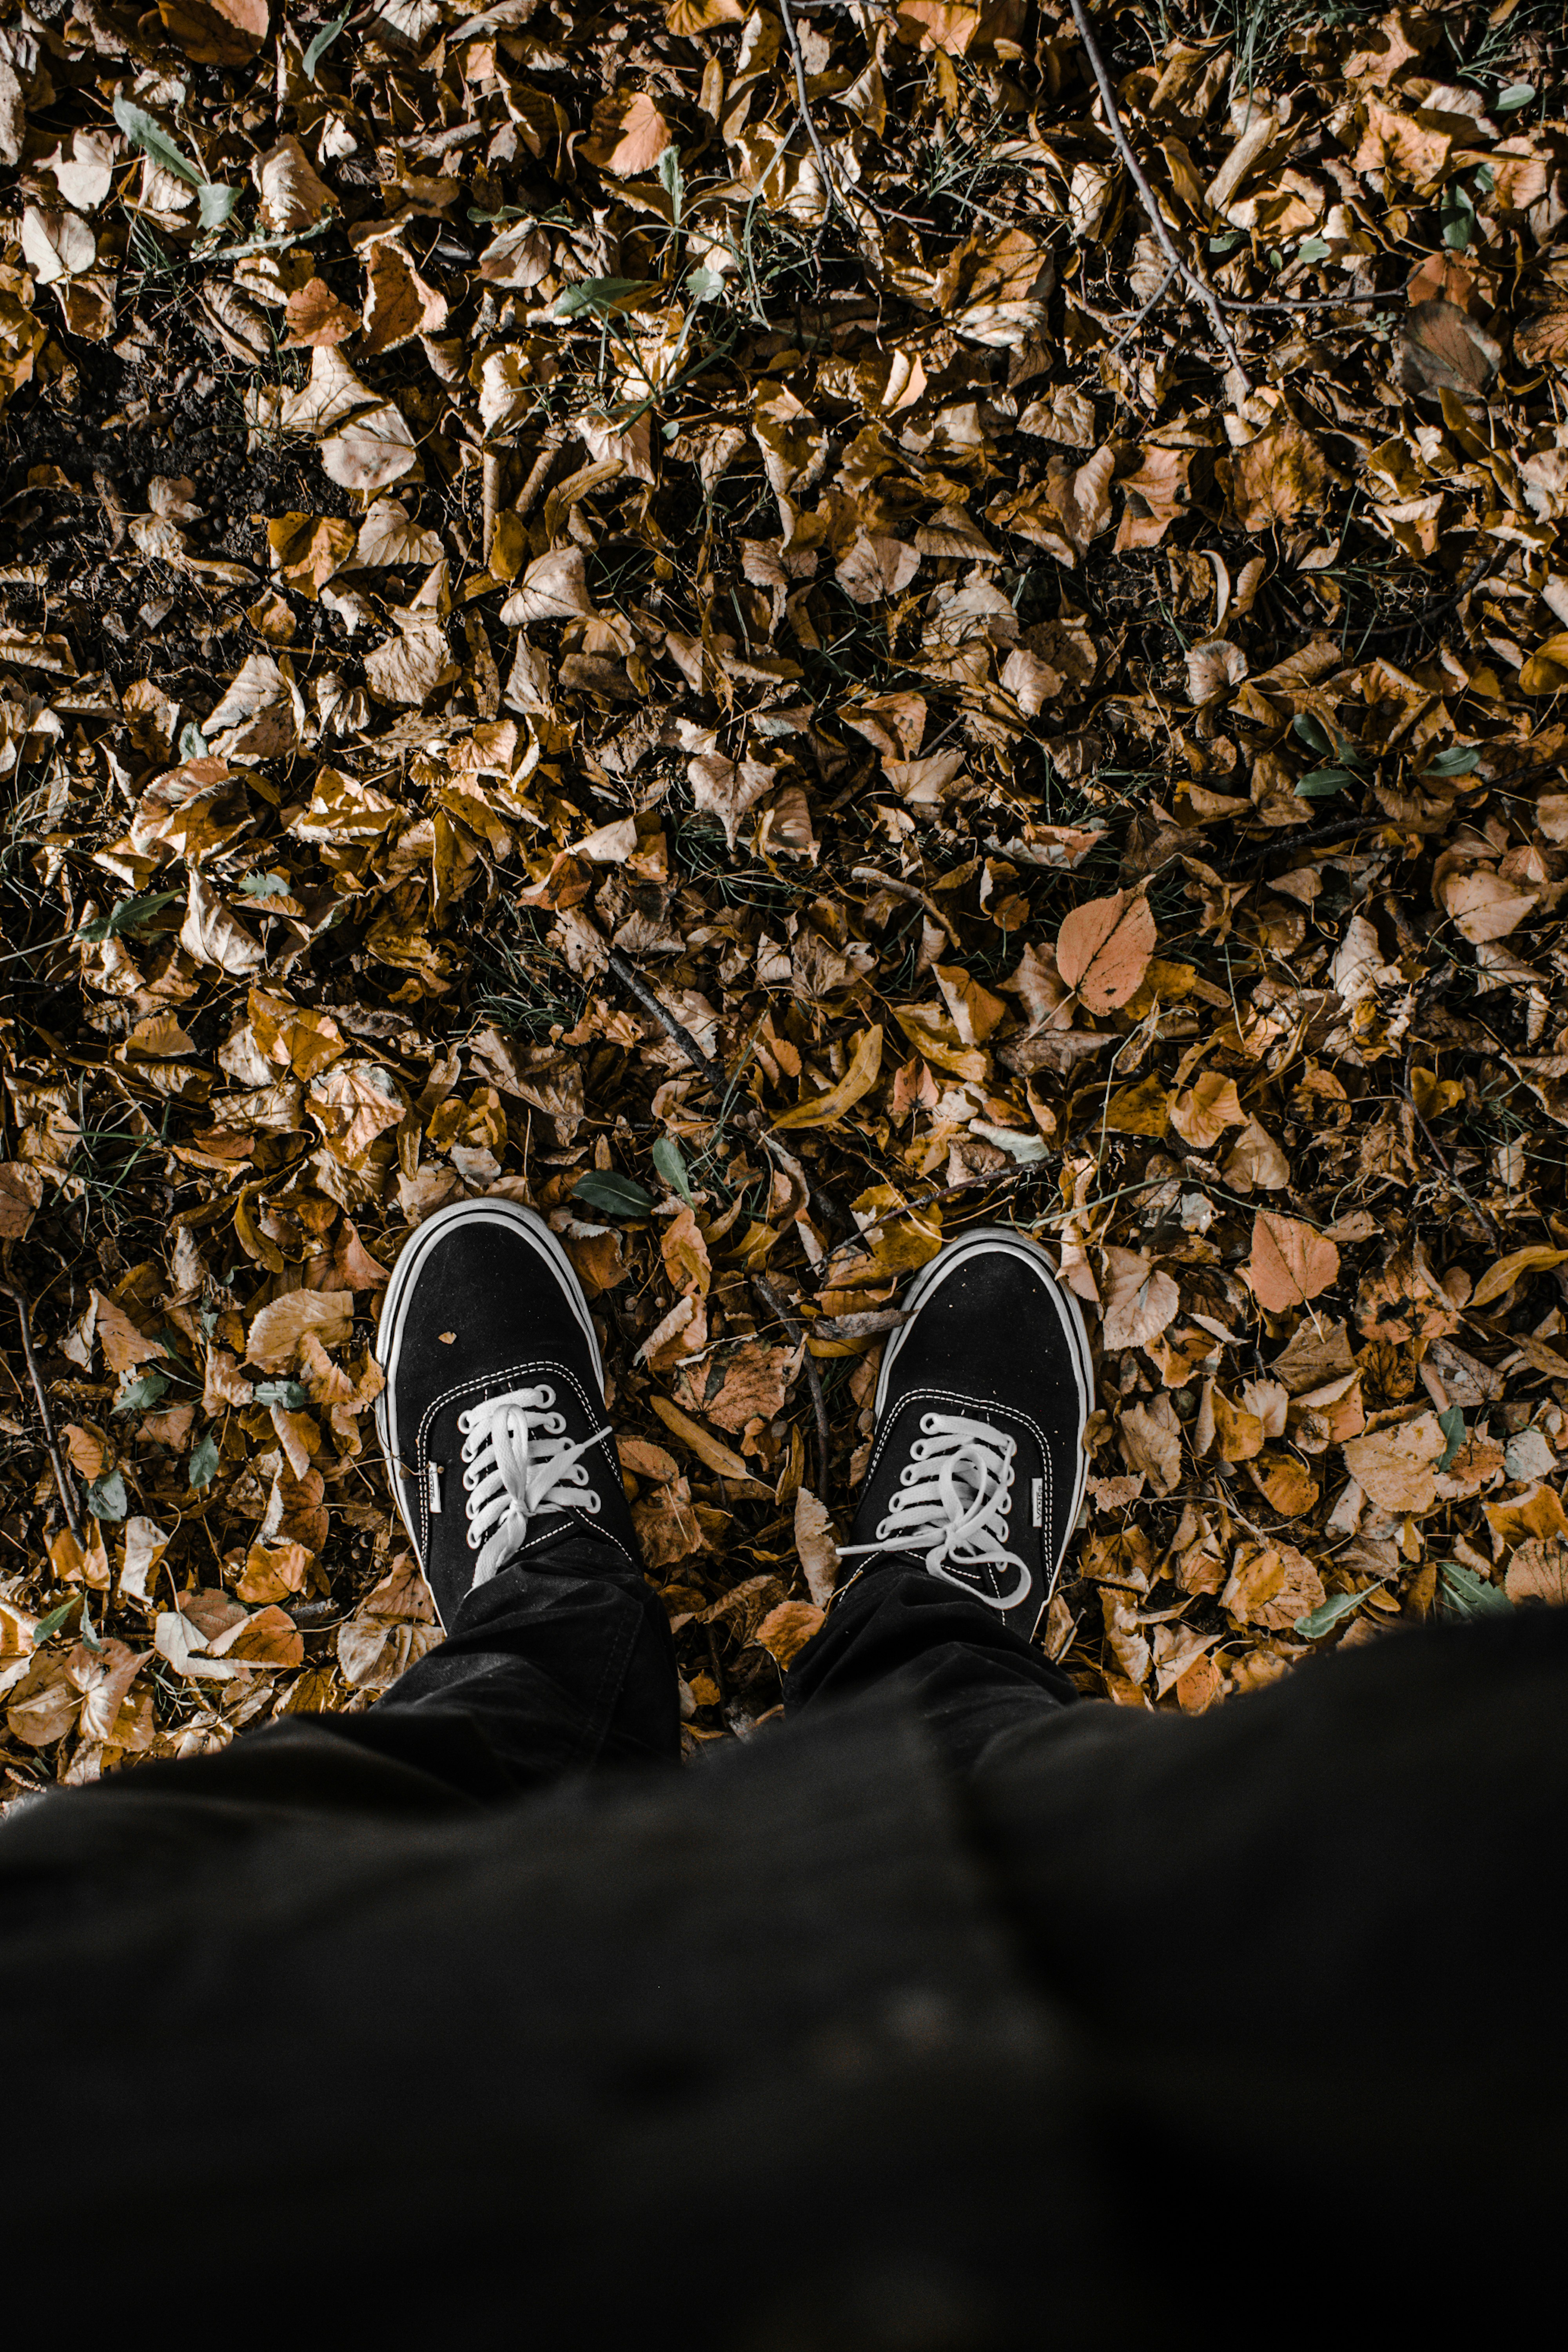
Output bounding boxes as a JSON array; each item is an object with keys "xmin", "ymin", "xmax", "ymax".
[
  {"xmin": 1056, "ymin": 890, "xmax": 1156, "ymax": 1013},
  {"xmin": 1247, "ymin": 1213, "xmax": 1340, "ymax": 1312},
  {"xmin": 794, "ymin": 1487, "xmax": 839, "ymax": 1608},
  {"xmin": 246, "ymin": 1290, "xmax": 353, "ymax": 1374},
  {"xmin": 773, "ymin": 1026, "xmax": 884, "ymax": 1132},
  {"xmin": 753, "ymin": 1598, "xmax": 824, "ymax": 1670},
  {"xmin": 1342, "ymin": 1414, "xmax": 1446, "ymax": 1512},
  {"xmin": 1221, "ymin": 1541, "xmax": 1325, "ymax": 1630},
  {"xmin": 1099, "ymin": 1249, "xmax": 1180, "ymax": 1350},
  {"xmin": 1170, "ymin": 1073, "xmax": 1245, "ymax": 1150},
  {"xmin": 1470, "ymin": 1244, "xmax": 1568, "ymax": 1308}
]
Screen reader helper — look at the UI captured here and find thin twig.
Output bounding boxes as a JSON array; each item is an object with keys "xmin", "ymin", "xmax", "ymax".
[
  {"xmin": 607, "ymin": 947, "xmax": 729, "ymax": 1092},
  {"xmin": 202, "ymin": 216, "xmax": 337, "ymax": 265},
  {"xmin": 1219, "ymin": 289, "xmax": 1389, "ymax": 312},
  {"xmin": 1221, "ymin": 815, "xmax": 1390, "ymax": 875},
  {"xmin": 1402, "ymin": 1046, "xmax": 1504, "ymax": 1248},
  {"xmin": 1066, "ymin": 0, "xmax": 1250, "ymax": 387},
  {"xmin": 779, "ymin": 0, "xmax": 838, "ymax": 225},
  {"xmin": 1359, "ymin": 555, "xmax": 1494, "ymax": 643},
  {"xmin": 753, "ymin": 1274, "xmax": 830, "ymax": 1499},
  {"xmin": 1109, "ymin": 259, "xmax": 1178, "ymax": 351},
  {"xmin": 0, "ymin": 1270, "xmax": 83, "ymax": 1542},
  {"xmin": 850, "ymin": 866, "xmax": 960, "ymax": 946},
  {"xmin": 822, "ymin": 1167, "xmax": 1034, "ymax": 1270},
  {"xmin": 481, "ymin": 450, "xmax": 503, "ymax": 568}
]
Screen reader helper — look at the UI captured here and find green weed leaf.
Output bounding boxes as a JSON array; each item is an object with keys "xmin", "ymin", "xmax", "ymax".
[
  {"xmin": 86, "ymin": 1469, "xmax": 128, "ymax": 1522},
  {"xmin": 303, "ymin": 6, "xmax": 350, "ymax": 80},
  {"xmin": 1294, "ymin": 1587, "xmax": 1373, "ymax": 1640},
  {"xmin": 652, "ymin": 1134, "xmax": 696, "ymax": 1205},
  {"xmin": 573, "ymin": 1170, "xmax": 655, "ymax": 1217}
]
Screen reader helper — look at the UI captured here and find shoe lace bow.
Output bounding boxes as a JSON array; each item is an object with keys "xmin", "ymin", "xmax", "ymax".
[
  {"xmin": 839, "ymin": 1410, "xmax": 1030, "ymax": 1612},
  {"xmin": 458, "ymin": 1385, "xmax": 609, "ymax": 1585}
]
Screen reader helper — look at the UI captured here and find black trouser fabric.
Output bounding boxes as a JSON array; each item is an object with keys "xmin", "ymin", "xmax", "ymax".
[
  {"xmin": 136, "ymin": 1549, "xmax": 1076, "ymax": 1813},
  {"xmin": 2, "ymin": 1552, "xmax": 1565, "ymax": 2345}
]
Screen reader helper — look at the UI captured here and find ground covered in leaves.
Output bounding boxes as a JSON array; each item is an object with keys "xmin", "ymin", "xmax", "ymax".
[{"xmin": 3, "ymin": 0, "xmax": 1568, "ymax": 1786}]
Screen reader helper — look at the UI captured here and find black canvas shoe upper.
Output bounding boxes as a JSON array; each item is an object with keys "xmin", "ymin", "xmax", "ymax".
[
  {"xmin": 840, "ymin": 1226, "xmax": 1094, "ymax": 1641},
  {"xmin": 374, "ymin": 1199, "xmax": 641, "ymax": 1630}
]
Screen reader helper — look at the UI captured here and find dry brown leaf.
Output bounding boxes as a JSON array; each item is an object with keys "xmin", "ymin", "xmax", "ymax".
[
  {"xmin": 582, "ymin": 88, "xmax": 673, "ymax": 178},
  {"xmin": 753, "ymin": 1599, "xmax": 824, "ymax": 1670},
  {"xmin": 1217, "ymin": 414, "xmax": 1327, "ymax": 531},
  {"xmin": 1396, "ymin": 300, "xmax": 1503, "ymax": 401},
  {"xmin": 649, "ymin": 1395, "xmax": 755, "ymax": 1484},
  {"xmin": 246, "ymin": 1290, "xmax": 353, "ymax": 1374},
  {"xmin": 1118, "ymin": 1396, "xmax": 1182, "ymax": 1494},
  {"xmin": 1221, "ymin": 1542, "xmax": 1324, "ymax": 1631},
  {"xmin": 1099, "ymin": 1249, "xmax": 1180, "ymax": 1351},
  {"xmin": 772, "ymin": 1026, "xmax": 883, "ymax": 1132},
  {"xmin": 1247, "ymin": 1213, "xmax": 1340, "ymax": 1312},
  {"xmin": 1342, "ymin": 1415, "xmax": 1446, "ymax": 1513},
  {"xmin": 1056, "ymin": 890, "xmax": 1156, "ymax": 1013},
  {"xmin": 1170, "ymin": 1073, "xmax": 1245, "ymax": 1151},
  {"xmin": 157, "ymin": 0, "xmax": 268, "ymax": 67},
  {"xmin": 794, "ymin": 1488, "xmax": 839, "ymax": 1609},
  {"xmin": 1471, "ymin": 1245, "xmax": 1568, "ymax": 1308},
  {"xmin": 0, "ymin": 1159, "xmax": 44, "ymax": 1239}
]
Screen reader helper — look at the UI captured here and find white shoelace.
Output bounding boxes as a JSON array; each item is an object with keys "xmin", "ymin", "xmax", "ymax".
[
  {"xmin": 457, "ymin": 1385, "xmax": 610, "ymax": 1586},
  {"xmin": 838, "ymin": 1410, "xmax": 1030, "ymax": 1612}
]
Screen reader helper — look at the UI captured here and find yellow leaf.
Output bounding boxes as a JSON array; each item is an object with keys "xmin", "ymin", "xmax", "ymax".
[
  {"xmin": 650, "ymin": 1396, "xmax": 758, "ymax": 1485},
  {"xmin": 1521, "ymin": 632, "xmax": 1568, "ymax": 695},
  {"xmin": 1342, "ymin": 1414, "xmax": 1446, "ymax": 1513},
  {"xmin": 1105, "ymin": 1076, "xmax": 1170, "ymax": 1136},
  {"xmin": 1470, "ymin": 1244, "xmax": 1568, "ymax": 1307},
  {"xmin": 772, "ymin": 1025, "xmax": 884, "ymax": 1131},
  {"xmin": 752, "ymin": 1599, "xmax": 826, "ymax": 1670},
  {"xmin": 1170, "ymin": 1072, "xmax": 1245, "ymax": 1149}
]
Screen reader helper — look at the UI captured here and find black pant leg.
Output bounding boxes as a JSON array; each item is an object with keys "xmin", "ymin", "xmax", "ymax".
[
  {"xmin": 99, "ymin": 1538, "xmax": 681, "ymax": 1815},
  {"xmin": 784, "ymin": 1565, "xmax": 1076, "ymax": 1770},
  {"xmin": 365, "ymin": 1541, "xmax": 681, "ymax": 1786}
]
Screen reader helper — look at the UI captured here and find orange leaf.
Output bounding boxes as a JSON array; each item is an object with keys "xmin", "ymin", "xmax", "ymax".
[
  {"xmin": 1246, "ymin": 1213, "xmax": 1340, "ymax": 1312},
  {"xmin": 753, "ymin": 1599, "xmax": 825, "ymax": 1671},
  {"xmin": 584, "ymin": 89, "xmax": 673, "ymax": 178},
  {"xmin": 1470, "ymin": 1244, "xmax": 1568, "ymax": 1308},
  {"xmin": 1056, "ymin": 890, "xmax": 1156, "ymax": 1013}
]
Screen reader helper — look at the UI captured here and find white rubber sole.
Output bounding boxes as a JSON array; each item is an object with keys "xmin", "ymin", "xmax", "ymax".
[
  {"xmin": 373, "ymin": 1198, "xmax": 603, "ymax": 1555},
  {"xmin": 875, "ymin": 1223, "xmax": 1096, "ymax": 1567}
]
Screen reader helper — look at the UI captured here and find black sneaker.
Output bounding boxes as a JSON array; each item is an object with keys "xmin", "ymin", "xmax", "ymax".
[
  {"xmin": 374, "ymin": 1199, "xmax": 641, "ymax": 1630},
  {"xmin": 838, "ymin": 1225, "xmax": 1093, "ymax": 1639}
]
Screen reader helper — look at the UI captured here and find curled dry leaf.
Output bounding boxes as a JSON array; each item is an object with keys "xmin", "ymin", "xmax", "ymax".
[{"xmin": 794, "ymin": 1488, "xmax": 839, "ymax": 1610}]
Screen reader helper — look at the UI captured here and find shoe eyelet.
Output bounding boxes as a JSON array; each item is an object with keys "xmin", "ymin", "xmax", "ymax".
[
  {"xmin": 584, "ymin": 1493, "xmax": 601, "ymax": 1513},
  {"xmin": 544, "ymin": 1413, "xmax": 566, "ymax": 1435},
  {"xmin": 919, "ymin": 1413, "xmax": 939, "ymax": 1434},
  {"xmin": 536, "ymin": 1385, "xmax": 554, "ymax": 1408}
]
